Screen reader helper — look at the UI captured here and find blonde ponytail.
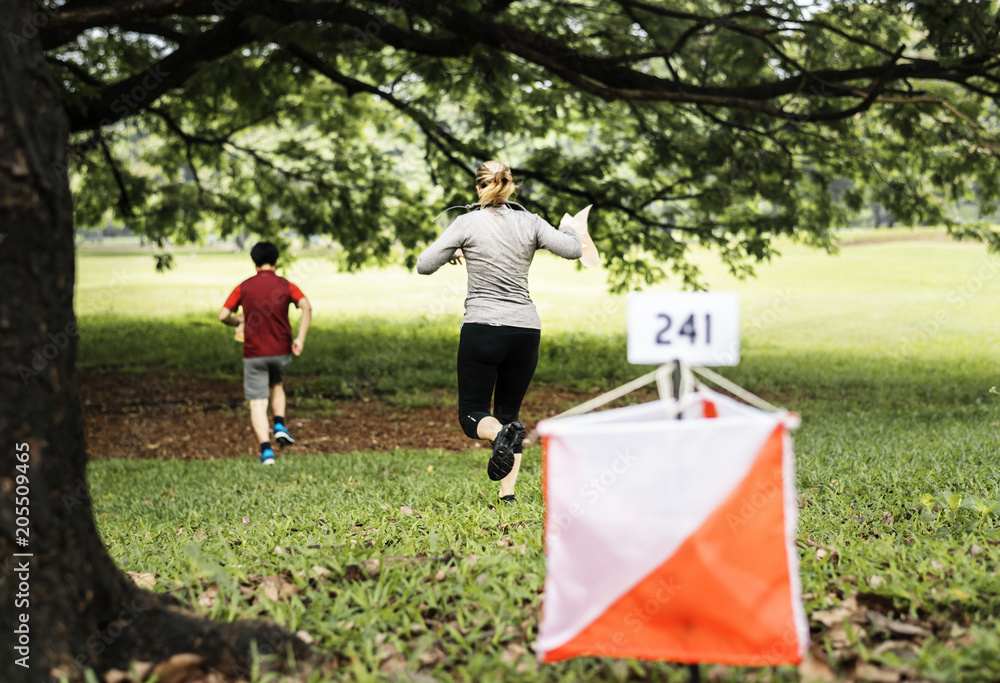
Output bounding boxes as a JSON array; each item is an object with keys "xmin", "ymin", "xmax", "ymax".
[{"xmin": 475, "ymin": 160, "xmax": 516, "ymax": 207}]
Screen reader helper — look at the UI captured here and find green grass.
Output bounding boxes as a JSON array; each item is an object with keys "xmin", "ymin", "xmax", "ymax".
[
  {"xmin": 77, "ymin": 229, "xmax": 1000, "ymax": 378},
  {"xmin": 79, "ymin": 230, "xmax": 1000, "ymax": 681},
  {"xmin": 86, "ymin": 355, "xmax": 1000, "ymax": 682}
]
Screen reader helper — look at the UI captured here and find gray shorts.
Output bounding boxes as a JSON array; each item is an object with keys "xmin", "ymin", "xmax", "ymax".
[{"xmin": 243, "ymin": 355, "xmax": 292, "ymax": 400}]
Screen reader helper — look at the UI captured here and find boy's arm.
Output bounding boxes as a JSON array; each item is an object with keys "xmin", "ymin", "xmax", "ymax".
[
  {"xmin": 218, "ymin": 307, "xmax": 243, "ymax": 326},
  {"xmin": 292, "ymin": 297, "xmax": 311, "ymax": 356},
  {"xmin": 219, "ymin": 285, "xmax": 243, "ymax": 326}
]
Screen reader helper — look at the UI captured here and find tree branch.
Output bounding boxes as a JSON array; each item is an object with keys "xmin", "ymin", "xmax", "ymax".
[
  {"xmin": 67, "ymin": 14, "xmax": 256, "ymax": 132},
  {"xmin": 56, "ymin": 0, "xmax": 1000, "ymax": 132},
  {"xmin": 117, "ymin": 19, "xmax": 193, "ymax": 44},
  {"xmin": 45, "ymin": 0, "xmax": 203, "ymax": 49},
  {"xmin": 46, "ymin": 55, "xmax": 104, "ymax": 86},
  {"xmin": 98, "ymin": 131, "xmax": 134, "ymax": 217}
]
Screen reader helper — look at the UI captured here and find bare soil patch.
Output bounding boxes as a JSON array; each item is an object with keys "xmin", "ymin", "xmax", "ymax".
[{"xmin": 81, "ymin": 370, "xmax": 603, "ymax": 461}]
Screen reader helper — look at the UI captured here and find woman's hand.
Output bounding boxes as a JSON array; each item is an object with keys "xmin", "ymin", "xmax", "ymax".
[{"xmin": 449, "ymin": 249, "xmax": 465, "ymax": 266}]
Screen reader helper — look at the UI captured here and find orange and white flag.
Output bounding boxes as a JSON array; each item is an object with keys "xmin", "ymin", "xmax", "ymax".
[{"xmin": 535, "ymin": 388, "xmax": 807, "ymax": 665}]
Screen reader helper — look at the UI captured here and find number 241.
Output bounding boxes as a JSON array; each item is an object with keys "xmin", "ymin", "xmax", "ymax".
[{"xmin": 656, "ymin": 313, "xmax": 711, "ymax": 345}]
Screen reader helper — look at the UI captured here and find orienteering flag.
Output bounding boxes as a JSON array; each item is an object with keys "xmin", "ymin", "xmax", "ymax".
[{"xmin": 535, "ymin": 388, "xmax": 807, "ymax": 665}]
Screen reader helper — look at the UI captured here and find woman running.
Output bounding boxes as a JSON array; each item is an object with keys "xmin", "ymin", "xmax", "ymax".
[{"xmin": 417, "ymin": 160, "xmax": 583, "ymax": 503}]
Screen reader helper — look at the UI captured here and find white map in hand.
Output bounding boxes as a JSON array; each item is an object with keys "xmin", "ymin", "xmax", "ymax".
[{"xmin": 560, "ymin": 204, "xmax": 600, "ymax": 267}]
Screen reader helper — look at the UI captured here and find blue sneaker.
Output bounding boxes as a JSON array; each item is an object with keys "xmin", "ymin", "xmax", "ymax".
[
  {"xmin": 273, "ymin": 424, "xmax": 294, "ymax": 447},
  {"xmin": 260, "ymin": 448, "xmax": 276, "ymax": 465}
]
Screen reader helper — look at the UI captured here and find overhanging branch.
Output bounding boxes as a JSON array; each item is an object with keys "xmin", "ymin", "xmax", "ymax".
[{"xmin": 52, "ymin": 0, "xmax": 1000, "ymax": 133}]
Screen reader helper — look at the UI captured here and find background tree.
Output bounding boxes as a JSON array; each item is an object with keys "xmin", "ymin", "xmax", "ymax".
[
  {"xmin": 1, "ymin": 2, "xmax": 321, "ymax": 682},
  {"xmin": 4, "ymin": 1, "xmax": 1000, "ymax": 680},
  {"xmin": 39, "ymin": 0, "xmax": 1000, "ymax": 289}
]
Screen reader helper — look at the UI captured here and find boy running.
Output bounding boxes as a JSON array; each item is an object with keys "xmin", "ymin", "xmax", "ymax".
[{"xmin": 218, "ymin": 242, "xmax": 312, "ymax": 465}]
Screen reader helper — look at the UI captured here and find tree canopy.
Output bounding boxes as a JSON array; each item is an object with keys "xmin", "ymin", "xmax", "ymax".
[{"xmin": 31, "ymin": 0, "xmax": 1000, "ymax": 288}]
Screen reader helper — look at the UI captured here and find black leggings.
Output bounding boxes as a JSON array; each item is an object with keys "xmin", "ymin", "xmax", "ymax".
[{"xmin": 457, "ymin": 323, "xmax": 540, "ymax": 452}]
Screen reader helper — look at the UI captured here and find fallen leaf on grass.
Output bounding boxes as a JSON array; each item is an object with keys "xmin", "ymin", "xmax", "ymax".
[
  {"xmin": 344, "ymin": 558, "xmax": 381, "ymax": 581},
  {"xmin": 149, "ymin": 653, "xmax": 204, "ymax": 683},
  {"xmin": 866, "ymin": 610, "xmax": 929, "ymax": 637},
  {"xmin": 853, "ymin": 662, "xmax": 900, "ymax": 683},
  {"xmin": 241, "ymin": 516, "xmax": 250, "ymax": 525},
  {"xmin": 872, "ymin": 640, "xmax": 920, "ymax": 658},
  {"xmin": 138, "ymin": 663, "xmax": 168, "ymax": 681},
  {"xmin": 375, "ymin": 635, "xmax": 406, "ymax": 673},
  {"xmin": 418, "ymin": 644, "xmax": 447, "ymax": 666},
  {"xmin": 946, "ymin": 633, "xmax": 977, "ymax": 648},
  {"xmin": 400, "ymin": 506, "xmax": 414, "ymax": 515},
  {"xmin": 260, "ymin": 574, "xmax": 298, "ymax": 601},
  {"xmin": 801, "ymin": 538, "xmax": 839, "ymax": 563},
  {"xmin": 811, "ymin": 595, "xmax": 861, "ymax": 627},
  {"xmin": 384, "ymin": 554, "xmax": 427, "ymax": 569},
  {"xmin": 868, "ymin": 575, "xmax": 885, "ymax": 588},
  {"xmin": 126, "ymin": 572, "xmax": 156, "ymax": 588},
  {"xmin": 102, "ymin": 661, "xmax": 154, "ymax": 683},
  {"xmin": 311, "ymin": 565, "xmax": 331, "ymax": 577},
  {"xmin": 798, "ymin": 653, "xmax": 835, "ymax": 682},
  {"xmin": 467, "ymin": 554, "xmax": 481, "ymax": 565},
  {"xmin": 501, "ymin": 643, "xmax": 528, "ymax": 664},
  {"xmin": 362, "ymin": 558, "xmax": 382, "ymax": 578},
  {"xmin": 827, "ymin": 622, "xmax": 866, "ymax": 651},
  {"xmin": 295, "ymin": 630, "xmax": 314, "ymax": 645},
  {"xmin": 197, "ymin": 584, "xmax": 219, "ymax": 608}
]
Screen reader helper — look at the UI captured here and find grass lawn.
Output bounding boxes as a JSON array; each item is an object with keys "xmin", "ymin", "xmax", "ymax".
[{"xmin": 78, "ymin": 230, "xmax": 1000, "ymax": 681}]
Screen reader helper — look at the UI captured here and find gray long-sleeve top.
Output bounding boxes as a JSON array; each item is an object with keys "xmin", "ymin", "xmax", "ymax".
[{"xmin": 417, "ymin": 205, "xmax": 583, "ymax": 329}]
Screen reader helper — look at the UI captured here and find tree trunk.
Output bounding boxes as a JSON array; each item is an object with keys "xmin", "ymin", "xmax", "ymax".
[
  {"xmin": 0, "ymin": 3, "xmax": 319, "ymax": 681},
  {"xmin": 234, "ymin": 228, "xmax": 250, "ymax": 252}
]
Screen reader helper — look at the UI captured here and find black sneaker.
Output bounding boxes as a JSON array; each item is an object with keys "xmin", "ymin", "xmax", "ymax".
[
  {"xmin": 499, "ymin": 494, "xmax": 516, "ymax": 505},
  {"xmin": 273, "ymin": 423, "xmax": 294, "ymax": 447},
  {"xmin": 487, "ymin": 421, "xmax": 525, "ymax": 481}
]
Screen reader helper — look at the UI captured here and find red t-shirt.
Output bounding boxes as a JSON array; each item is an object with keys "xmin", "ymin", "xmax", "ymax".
[{"xmin": 223, "ymin": 271, "xmax": 305, "ymax": 359}]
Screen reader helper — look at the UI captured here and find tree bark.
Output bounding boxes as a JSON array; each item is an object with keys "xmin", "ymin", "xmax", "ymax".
[{"xmin": 0, "ymin": 2, "xmax": 320, "ymax": 681}]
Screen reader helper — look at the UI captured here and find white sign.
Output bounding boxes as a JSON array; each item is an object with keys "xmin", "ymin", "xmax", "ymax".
[{"xmin": 627, "ymin": 292, "xmax": 740, "ymax": 366}]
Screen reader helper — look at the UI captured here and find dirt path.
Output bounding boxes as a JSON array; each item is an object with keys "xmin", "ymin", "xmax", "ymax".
[{"xmin": 81, "ymin": 370, "xmax": 610, "ymax": 460}]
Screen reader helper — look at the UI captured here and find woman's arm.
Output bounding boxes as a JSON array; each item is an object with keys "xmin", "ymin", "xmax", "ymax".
[
  {"xmin": 417, "ymin": 220, "xmax": 465, "ymax": 274},
  {"xmin": 535, "ymin": 215, "xmax": 583, "ymax": 259}
]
